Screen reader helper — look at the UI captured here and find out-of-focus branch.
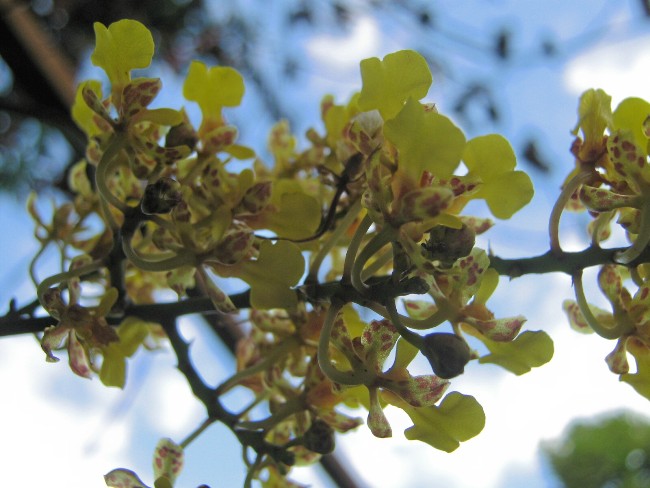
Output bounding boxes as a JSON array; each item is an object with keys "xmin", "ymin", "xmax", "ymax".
[{"xmin": 0, "ymin": 0, "xmax": 76, "ymax": 109}]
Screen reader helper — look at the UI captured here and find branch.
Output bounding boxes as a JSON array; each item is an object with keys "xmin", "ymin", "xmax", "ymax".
[
  {"xmin": 2, "ymin": 244, "xmax": 645, "ymax": 337},
  {"xmin": 488, "ymin": 245, "xmax": 645, "ymax": 278}
]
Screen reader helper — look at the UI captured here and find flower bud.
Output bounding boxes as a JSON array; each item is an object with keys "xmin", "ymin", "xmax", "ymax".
[
  {"xmin": 420, "ymin": 332, "xmax": 470, "ymax": 379},
  {"xmin": 141, "ymin": 177, "xmax": 182, "ymax": 215},
  {"xmin": 302, "ymin": 419, "xmax": 335, "ymax": 455},
  {"xmin": 422, "ymin": 224, "xmax": 475, "ymax": 267}
]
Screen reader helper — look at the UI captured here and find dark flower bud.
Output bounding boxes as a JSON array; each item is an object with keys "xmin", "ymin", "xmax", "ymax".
[
  {"xmin": 303, "ymin": 419, "xmax": 335, "ymax": 455},
  {"xmin": 166, "ymin": 121, "xmax": 198, "ymax": 151},
  {"xmin": 422, "ymin": 224, "xmax": 475, "ymax": 267},
  {"xmin": 141, "ymin": 177, "xmax": 182, "ymax": 215},
  {"xmin": 420, "ymin": 333, "xmax": 471, "ymax": 379}
]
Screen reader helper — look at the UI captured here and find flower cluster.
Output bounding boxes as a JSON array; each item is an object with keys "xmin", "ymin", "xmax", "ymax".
[
  {"xmin": 30, "ymin": 19, "xmax": 552, "ymax": 487},
  {"xmin": 554, "ymin": 89, "xmax": 650, "ymax": 400}
]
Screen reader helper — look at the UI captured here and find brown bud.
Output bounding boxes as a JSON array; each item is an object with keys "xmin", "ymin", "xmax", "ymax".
[
  {"xmin": 141, "ymin": 177, "xmax": 182, "ymax": 215},
  {"xmin": 422, "ymin": 224, "xmax": 475, "ymax": 267},
  {"xmin": 420, "ymin": 333, "xmax": 470, "ymax": 379},
  {"xmin": 303, "ymin": 419, "xmax": 335, "ymax": 455}
]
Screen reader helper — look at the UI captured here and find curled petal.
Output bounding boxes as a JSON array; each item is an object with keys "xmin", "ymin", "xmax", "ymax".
[
  {"xmin": 606, "ymin": 336, "xmax": 630, "ymax": 374},
  {"xmin": 41, "ymin": 325, "xmax": 70, "ymax": 362},
  {"xmin": 68, "ymin": 332, "xmax": 93, "ymax": 378}
]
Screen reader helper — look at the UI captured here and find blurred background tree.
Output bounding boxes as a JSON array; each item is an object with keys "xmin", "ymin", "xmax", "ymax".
[
  {"xmin": 8, "ymin": 0, "xmax": 635, "ymax": 195},
  {"xmin": 542, "ymin": 411, "xmax": 650, "ymax": 488}
]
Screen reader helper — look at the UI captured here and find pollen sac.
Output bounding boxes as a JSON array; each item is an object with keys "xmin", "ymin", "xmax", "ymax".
[
  {"xmin": 141, "ymin": 177, "xmax": 182, "ymax": 215},
  {"xmin": 422, "ymin": 224, "xmax": 475, "ymax": 267},
  {"xmin": 420, "ymin": 332, "xmax": 471, "ymax": 379}
]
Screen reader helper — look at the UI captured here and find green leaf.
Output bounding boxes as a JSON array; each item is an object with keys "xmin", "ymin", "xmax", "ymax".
[
  {"xmin": 384, "ymin": 98, "xmax": 465, "ymax": 184},
  {"xmin": 91, "ymin": 19, "xmax": 154, "ymax": 89},
  {"xmin": 386, "ymin": 391, "xmax": 485, "ymax": 452},
  {"xmin": 358, "ymin": 50, "xmax": 432, "ymax": 120},
  {"xmin": 238, "ymin": 240, "xmax": 305, "ymax": 310},
  {"xmin": 464, "ymin": 327, "xmax": 554, "ymax": 375},
  {"xmin": 463, "ymin": 135, "xmax": 534, "ymax": 219},
  {"xmin": 183, "ymin": 60, "xmax": 245, "ymax": 119}
]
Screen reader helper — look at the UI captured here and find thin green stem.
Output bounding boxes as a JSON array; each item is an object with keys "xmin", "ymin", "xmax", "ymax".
[
  {"xmin": 317, "ymin": 300, "xmax": 368, "ymax": 386},
  {"xmin": 616, "ymin": 196, "xmax": 650, "ymax": 265},
  {"xmin": 216, "ymin": 336, "xmax": 300, "ymax": 395},
  {"xmin": 549, "ymin": 170, "xmax": 591, "ymax": 253},
  {"xmin": 350, "ymin": 226, "xmax": 396, "ymax": 293},
  {"xmin": 180, "ymin": 417, "xmax": 216, "ymax": 449},
  {"xmin": 307, "ymin": 198, "xmax": 362, "ymax": 281},
  {"xmin": 36, "ymin": 260, "xmax": 103, "ymax": 307},
  {"xmin": 360, "ymin": 247, "xmax": 393, "ymax": 281},
  {"xmin": 122, "ymin": 235, "xmax": 196, "ymax": 272},
  {"xmin": 384, "ymin": 299, "xmax": 424, "ymax": 349},
  {"xmin": 96, "ymin": 134, "xmax": 130, "ymax": 214},
  {"xmin": 237, "ymin": 396, "xmax": 304, "ymax": 431},
  {"xmin": 572, "ymin": 271, "xmax": 632, "ymax": 339},
  {"xmin": 342, "ymin": 213, "xmax": 372, "ymax": 284}
]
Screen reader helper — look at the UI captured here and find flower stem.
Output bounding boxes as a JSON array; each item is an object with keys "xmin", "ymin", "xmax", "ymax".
[
  {"xmin": 342, "ymin": 213, "xmax": 372, "ymax": 284},
  {"xmin": 308, "ymin": 198, "xmax": 362, "ymax": 282},
  {"xmin": 37, "ymin": 260, "xmax": 103, "ymax": 307},
  {"xmin": 350, "ymin": 226, "xmax": 396, "ymax": 293},
  {"xmin": 317, "ymin": 300, "xmax": 367, "ymax": 386},
  {"xmin": 385, "ymin": 299, "xmax": 424, "ymax": 350},
  {"xmin": 180, "ymin": 417, "xmax": 216, "ymax": 449},
  {"xmin": 572, "ymin": 271, "xmax": 632, "ymax": 339},
  {"xmin": 616, "ymin": 196, "xmax": 650, "ymax": 265},
  {"xmin": 96, "ymin": 133, "xmax": 130, "ymax": 214},
  {"xmin": 215, "ymin": 336, "xmax": 300, "ymax": 395},
  {"xmin": 549, "ymin": 171, "xmax": 591, "ymax": 253},
  {"xmin": 122, "ymin": 234, "xmax": 196, "ymax": 272}
]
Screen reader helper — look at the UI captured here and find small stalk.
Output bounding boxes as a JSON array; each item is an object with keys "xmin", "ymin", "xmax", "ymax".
[
  {"xmin": 317, "ymin": 300, "xmax": 369, "ymax": 386},
  {"xmin": 549, "ymin": 171, "xmax": 591, "ymax": 254},
  {"xmin": 96, "ymin": 134, "xmax": 130, "ymax": 214},
  {"xmin": 37, "ymin": 260, "xmax": 103, "ymax": 307},
  {"xmin": 216, "ymin": 336, "xmax": 300, "ymax": 395},
  {"xmin": 616, "ymin": 196, "xmax": 650, "ymax": 265},
  {"xmin": 572, "ymin": 271, "xmax": 633, "ymax": 339},
  {"xmin": 342, "ymin": 213, "xmax": 373, "ymax": 284},
  {"xmin": 384, "ymin": 299, "xmax": 424, "ymax": 350},
  {"xmin": 122, "ymin": 235, "xmax": 196, "ymax": 272},
  {"xmin": 308, "ymin": 199, "xmax": 362, "ymax": 282},
  {"xmin": 180, "ymin": 417, "xmax": 216, "ymax": 449},
  {"xmin": 350, "ymin": 226, "xmax": 396, "ymax": 293}
]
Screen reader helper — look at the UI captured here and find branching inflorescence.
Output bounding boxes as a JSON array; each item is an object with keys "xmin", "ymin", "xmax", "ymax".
[{"xmin": 5, "ymin": 18, "xmax": 650, "ymax": 488}]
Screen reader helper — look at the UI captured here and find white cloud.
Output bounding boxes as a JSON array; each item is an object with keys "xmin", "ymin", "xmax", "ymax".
[
  {"xmin": 306, "ymin": 16, "xmax": 381, "ymax": 68},
  {"xmin": 564, "ymin": 34, "xmax": 650, "ymax": 105}
]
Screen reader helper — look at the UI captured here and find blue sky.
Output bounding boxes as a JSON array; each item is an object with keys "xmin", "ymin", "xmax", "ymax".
[{"xmin": 2, "ymin": 1, "xmax": 650, "ymax": 487}]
